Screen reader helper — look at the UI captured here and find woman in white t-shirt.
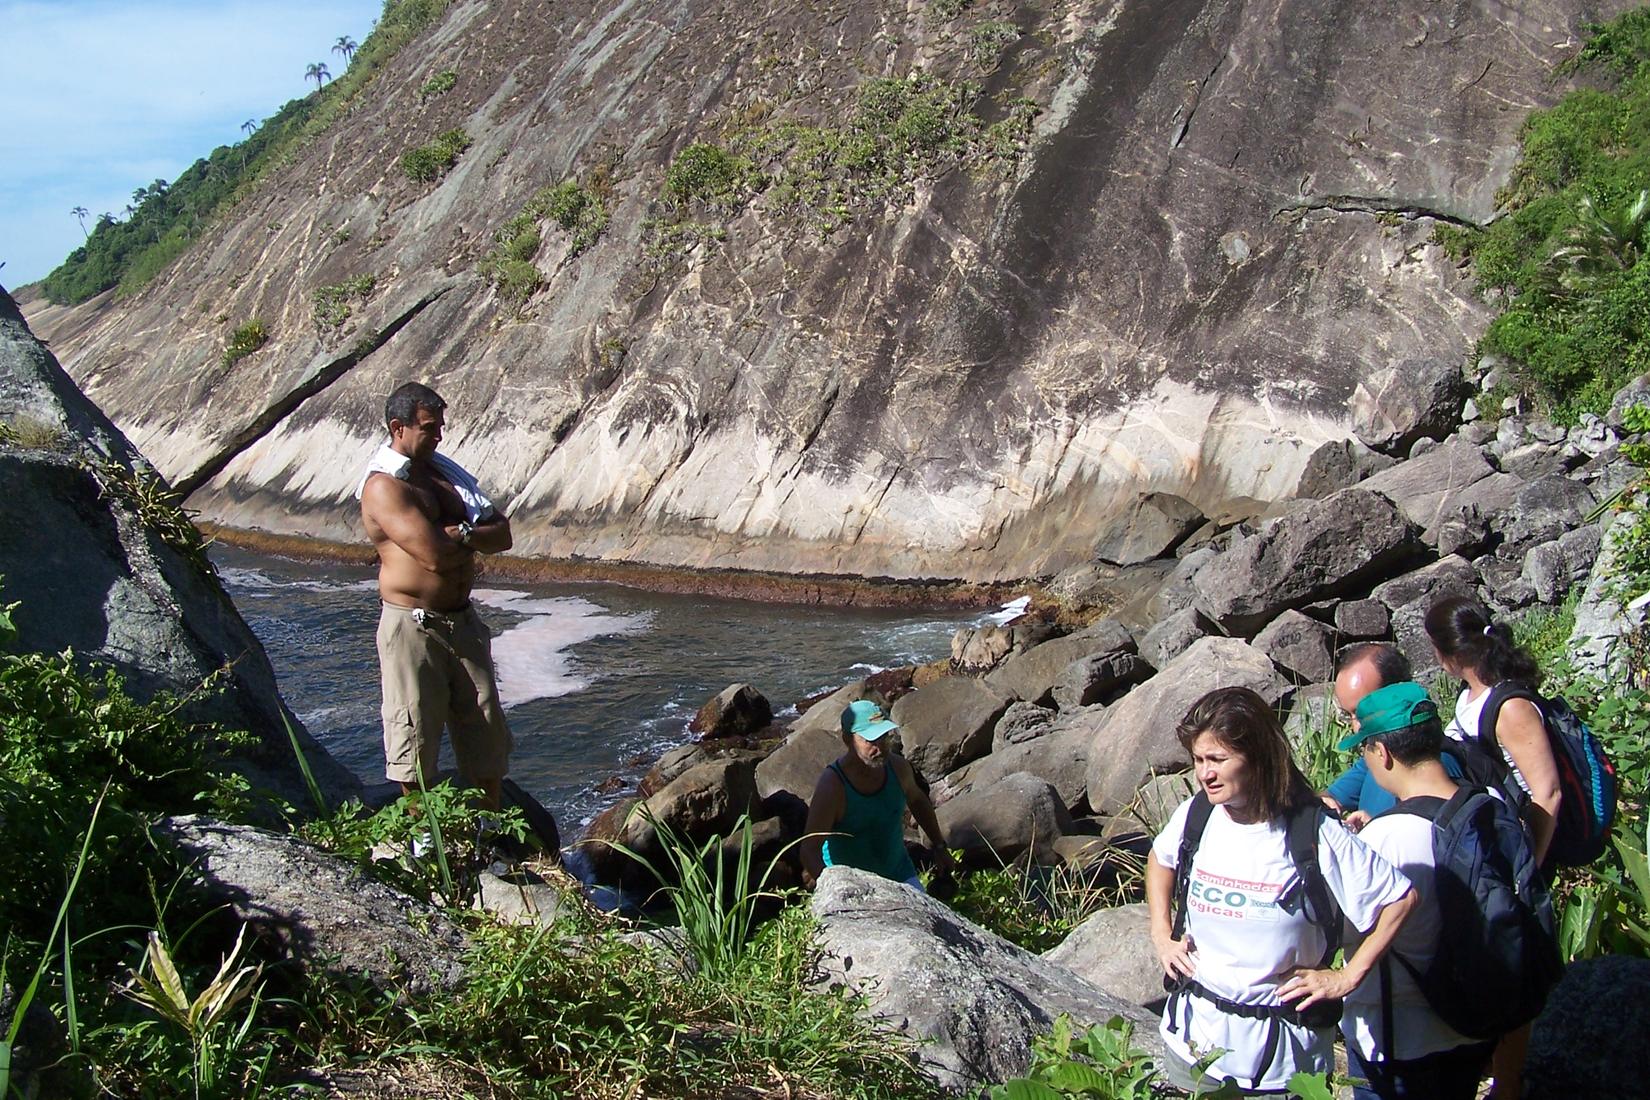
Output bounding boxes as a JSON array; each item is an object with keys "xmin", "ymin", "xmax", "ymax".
[
  {"xmin": 1146, "ymin": 687, "xmax": 1416, "ymax": 1095},
  {"xmin": 1424, "ymin": 595, "xmax": 1562, "ymax": 869}
]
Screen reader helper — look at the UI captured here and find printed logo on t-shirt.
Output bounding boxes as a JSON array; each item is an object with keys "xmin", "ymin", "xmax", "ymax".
[{"xmin": 1187, "ymin": 868, "xmax": 1285, "ymax": 922}]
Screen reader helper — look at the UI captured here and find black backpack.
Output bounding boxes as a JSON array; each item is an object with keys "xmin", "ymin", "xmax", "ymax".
[
  {"xmin": 1481, "ymin": 682, "xmax": 1617, "ymax": 867},
  {"xmin": 1163, "ymin": 792, "xmax": 1342, "ymax": 1089},
  {"xmin": 1379, "ymin": 788, "xmax": 1562, "ymax": 1045}
]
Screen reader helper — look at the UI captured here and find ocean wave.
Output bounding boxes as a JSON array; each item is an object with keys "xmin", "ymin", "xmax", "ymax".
[
  {"xmin": 219, "ymin": 566, "xmax": 376, "ymax": 597},
  {"xmin": 472, "ymin": 588, "xmax": 652, "ymax": 707}
]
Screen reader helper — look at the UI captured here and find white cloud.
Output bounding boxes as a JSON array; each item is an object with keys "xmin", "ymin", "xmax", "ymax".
[{"xmin": 0, "ymin": 0, "xmax": 381, "ymax": 286}]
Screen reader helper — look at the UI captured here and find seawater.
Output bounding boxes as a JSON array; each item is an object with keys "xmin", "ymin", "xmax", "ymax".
[{"xmin": 216, "ymin": 545, "xmax": 1001, "ymax": 832}]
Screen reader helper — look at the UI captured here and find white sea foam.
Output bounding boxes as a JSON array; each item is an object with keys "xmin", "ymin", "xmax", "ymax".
[
  {"xmin": 471, "ymin": 588, "xmax": 651, "ymax": 707},
  {"xmin": 985, "ymin": 595, "xmax": 1031, "ymax": 625},
  {"xmin": 219, "ymin": 566, "xmax": 376, "ymax": 597}
]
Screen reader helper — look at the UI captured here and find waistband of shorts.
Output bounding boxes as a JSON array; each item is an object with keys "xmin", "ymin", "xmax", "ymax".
[{"xmin": 381, "ymin": 600, "xmax": 472, "ymax": 617}]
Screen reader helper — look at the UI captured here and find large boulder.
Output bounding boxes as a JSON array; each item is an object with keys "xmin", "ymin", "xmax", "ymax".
[
  {"xmin": 1042, "ymin": 904, "xmax": 1164, "ymax": 1009},
  {"xmin": 937, "ymin": 773, "xmax": 1073, "ymax": 866},
  {"xmin": 1492, "ymin": 474, "xmax": 1597, "ymax": 552},
  {"xmin": 811, "ymin": 867, "xmax": 1161, "ymax": 1094},
  {"xmin": 689, "ymin": 682, "xmax": 772, "ymax": 739},
  {"xmin": 157, "ymin": 816, "xmax": 468, "ymax": 994},
  {"xmin": 947, "ymin": 726, "xmax": 1091, "ymax": 812},
  {"xmin": 891, "ymin": 678, "xmax": 1012, "ymax": 781},
  {"xmin": 1083, "ymin": 637, "xmax": 1286, "ymax": 816},
  {"xmin": 1192, "ymin": 489, "xmax": 1421, "ymax": 636},
  {"xmin": 626, "ymin": 757, "xmax": 760, "ymax": 852},
  {"xmin": 984, "ymin": 619, "xmax": 1136, "ymax": 706},
  {"xmin": 1372, "ymin": 555, "xmax": 1481, "ymax": 675},
  {"xmin": 952, "ymin": 624, "xmax": 1014, "ymax": 673},
  {"xmin": 1251, "ymin": 610, "xmax": 1335, "ymax": 683},
  {"xmin": 755, "ymin": 726, "xmax": 842, "ymax": 804},
  {"xmin": 1051, "ymin": 651, "xmax": 1153, "ymax": 711},
  {"xmin": 1294, "ymin": 437, "xmax": 1396, "ymax": 499},
  {"xmin": 790, "ymin": 679, "xmax": 881, "ymax": 736},
  {"xmin": 1526, "ymin": 956, "xmax": 1650, "ymax": 1099},
  {"xmin": 1091, "ymin": 493, "xmax": 1205, "ymax": 565},
  {"xmin": 0, "ymin": 292, "xmax": 359, "ymax": 814},
  {"xmin": 1360, "ymin": 437, "xmax": 1497, "ymax": 535},
  {"xmin": 992, "ymin": 700, "xmax": 1057, "ymax": 750},
  {"xmin": 1351, "ymin": 356, "xmax": 1468, "ymax": 454},
  {"xmin": 1568, "ymin": 512, "xmax": 1646, "ymax": 682},
  {"xmin": 1139, "ymin": 607, "xmax": 1217, "ymax": 669}
]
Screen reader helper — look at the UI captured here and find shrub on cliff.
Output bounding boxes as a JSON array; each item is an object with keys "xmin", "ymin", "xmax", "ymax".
[
  {"xmin": 400, "ymin": 127, "xmax": 472, "ymax": 183},
  {"xmin": 1442, "ymin": 8, "xmax": 1650, "ymax": 421}
]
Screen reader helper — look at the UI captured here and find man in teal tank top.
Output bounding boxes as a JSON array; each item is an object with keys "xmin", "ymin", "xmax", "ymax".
[{"xmin": 801, "ymin": 699, "xmax": 954, "ymax": 890}]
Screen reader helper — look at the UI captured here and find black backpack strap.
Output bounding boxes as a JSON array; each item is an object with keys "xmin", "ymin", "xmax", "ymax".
[
  {"xmin": 1480, "ymin": 682, "xmax": 1543, "ymax": 756},
  {"xmin": 1281, "ymin": 802, "xmax": 1339, "ymax": 966},
  {"xmin": 1170, "ymin": 790, "xmax": 1213, "ymax": 941},
  {"xmin": 1384, "ymin": 794, "xmax": 1448, "ymax": 822}
]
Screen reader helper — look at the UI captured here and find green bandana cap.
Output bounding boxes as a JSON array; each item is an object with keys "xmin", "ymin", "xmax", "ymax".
[{"xmin": 1338, "ymin": 681, "xmax": 1438, "ymax": 752}]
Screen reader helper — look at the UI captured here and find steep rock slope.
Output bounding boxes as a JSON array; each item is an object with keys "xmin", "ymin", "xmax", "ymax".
[{"xmin": 24, "ymin": 0, "xmax": 1626, "ymax": 581}]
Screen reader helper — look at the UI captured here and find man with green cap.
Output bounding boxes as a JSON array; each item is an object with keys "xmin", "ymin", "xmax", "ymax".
[
  {"xmin": 1333, "ymin": 681, "xmax": 1495, "ymax": 1099},
  {"xmin": 800, "ymin": 699, "xmax": 954, "ymax": 890}
]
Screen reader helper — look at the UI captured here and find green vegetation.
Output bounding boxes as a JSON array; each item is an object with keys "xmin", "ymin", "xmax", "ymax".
[
  {"xmin": 81, "ymin": 456, "xmax": 216, "ymax": 575},
  {"xmin": 991, "ymin": 1014, "xmax": 1341, "ymax": 1098},
  {"xmin": 221, "ymin": 318, "xmax": 269, "ymax": 367},
  {"xmin": 400, "ymin": 127, "xmax": 472, "ymax": 183},
  {"xmin": 947, "ymin": 852, "xmax": 1142, "ymax": 953},
  {"xmin": 1442, "ymin": 8, "xmax": 1650, "ymax": 421},
  {"xmin": 419, "ymin": 68, "xmax": 458, "ymax": 100},
  {"xmin": 0, "ymin": 415, "xmax": 68, "ymax": 451},
  {"xmin": 40, "ymin": 0, "xmax": 457, "ymax": 305},
  {"xmin": 647, "ymin": 69, "xmax": 1039, "ymax": 258},
  {"xmin": 311, "ymin": 274, "xmax": 377, "ymax": 329},
  {"xmin": 971, "ymin": 20, "xmax": 1021, "ymax": 69},
  {"xmin": 480, "ymin": 178, "xmax": 611, "ymax": 304}
]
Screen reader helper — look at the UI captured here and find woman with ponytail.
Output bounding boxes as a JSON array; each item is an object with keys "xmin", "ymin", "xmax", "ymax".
[{"xmin": 1423, "ymin": 595, "xmax": 1562, "ymax": 869}]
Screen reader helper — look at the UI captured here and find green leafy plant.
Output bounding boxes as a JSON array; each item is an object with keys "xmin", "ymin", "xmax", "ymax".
[
  {"xmin": 221, "ymin": 319, "xmax": 268, "ymax": 368},
  {"xmin": 81, "ymin": 456, "xmax": 216, "ymax": 575},
  {"xmin": 664, "ymin": 142, "xmax": 755, "ymax": 208},
  {"xmin": 607, "ymin": 810, "xmax": 798, "ymax": 980},
  {"xmin": 125, "ymin": 924, "xmax": 270, "ymax": 1098},
  {"xmin": 971, "ymin": 20, "xmax": 1020, "ymax": 68},
  {"xmin": 418, "ymin": 68, "xmax": 457, "ymax": 100},
  {"xmin": 311, "ymin": 274, "xmax": 376, "ymax": 329},
  {"xmin": 947, "ymin": 847, "xmax": 1143, "ymax": 953},
  {"xmin": 401, "ymin": 127, "xmax": 472, "ymax": 183}
]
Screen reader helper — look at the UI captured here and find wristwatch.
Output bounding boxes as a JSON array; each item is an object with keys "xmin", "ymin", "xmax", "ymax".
[{"xmin": 456, "ymin": 520, "xmax": 475, "ymax": 546}]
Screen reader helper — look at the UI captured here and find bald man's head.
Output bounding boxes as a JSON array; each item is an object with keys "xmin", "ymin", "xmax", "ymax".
[{"xmin": 1332, "ymin": 642, "xmax": 1412, "ymax": 722}]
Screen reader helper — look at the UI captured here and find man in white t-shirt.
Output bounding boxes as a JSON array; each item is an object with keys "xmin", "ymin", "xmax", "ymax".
[{"xmin": 1337, "ymin": 681, "xmax": 1495, "ymax": 1099}]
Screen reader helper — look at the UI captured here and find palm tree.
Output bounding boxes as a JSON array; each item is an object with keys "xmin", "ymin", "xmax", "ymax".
[
  {"xmin": 71, "ymin": 206, "xmax": 89, "ymax": 237},
  {"xmin": 1547, "ymin": 190, "xmax": 1650, "ymax": 295},
  {"xmin": 333, "ymin": 36, "xmax": 357, "ymax": 64},
  {"xmin": 241, "ymin": 118, "xmax": 260, "ymax": 139},
  {"xmin": 305, "ymin": 62, "xmax": 331, "ymax": 90}
]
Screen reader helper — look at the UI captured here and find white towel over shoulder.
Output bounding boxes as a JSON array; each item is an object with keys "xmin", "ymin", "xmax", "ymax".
[{"xmin": 356, "ymin": 443, "xmax": 496, "ymax": 523}]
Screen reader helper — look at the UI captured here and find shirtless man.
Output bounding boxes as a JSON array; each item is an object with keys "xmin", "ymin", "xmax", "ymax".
[{"xmin": 360, "ymin": 382, "xmax": 513, "ymax": 810}]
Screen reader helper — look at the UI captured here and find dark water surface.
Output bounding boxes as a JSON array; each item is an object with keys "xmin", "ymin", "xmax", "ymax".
[{"xmin": 216, "ymin": 546, "xmax": 1004, "ymax": 831}]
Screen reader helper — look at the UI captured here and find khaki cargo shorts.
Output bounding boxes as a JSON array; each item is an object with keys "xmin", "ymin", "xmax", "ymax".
[{"xmin": 377, "ymin": 602, "xmax": 512, "ymax": 785}]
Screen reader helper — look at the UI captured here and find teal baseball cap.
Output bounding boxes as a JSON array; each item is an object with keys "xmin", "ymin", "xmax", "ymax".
[
  {"xmin": 841, "ymin": 699, "xmax": 898, "ymax": 741},
  {"xmin": 1338, "ymin": 681, "xmax": 1439, "ymax": 751}
]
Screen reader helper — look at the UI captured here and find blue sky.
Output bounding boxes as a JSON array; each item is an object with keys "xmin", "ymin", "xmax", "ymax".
[{"xmin": 0, "ymin": 0, "xmax": 383, "ymax": 288}]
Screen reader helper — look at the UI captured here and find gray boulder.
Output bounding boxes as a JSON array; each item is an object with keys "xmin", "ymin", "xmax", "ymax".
[
  {"xmin": 755, "ymin": 725, "xmax": 842, "ymax": 803},
  {"xmin": 1294, "ymin": 437, "xmax": 1396, "ymax": 499},
  {"xmin": 945, "ymin": 726, "xmax": 1092, "ymax": 815},
  {"xmin": 952, "ymin": 624, "xmax": 1014, "ymax": 672},
  {"xmin": 1139, "ymin": 607, "xmax": 1217, "ymax": 669},
  {"xmin": 627, "ymin": 758, "xmax": 759, "ymax": 849},
  {"xmin": 891, "ymin": 678, "xmax": 1012, "ymax": 781},
  {"xmin": 157, "ymin": 816, "xmax": 468, "ymax": 994},
  {"xmin": 1523, "ymin": 541, "xmax": 1571, "ymax": 605},
  {"xmin": 1334, "ymin": 598, "xmax": 1390, "ymax": 639},
  {"xmin": 1526, "ymin": 956, "xmax": 1650, "ymax": 1099},
  {"xmin": 1051, "ymin": 650, "xmax": 1153, "ymax": 710},
  {"xmin": 993, "ymin": 700, "xmax": 1057, "ymax": 750},
  {"xmin": 790, "ymin": 679, "xmax": 880, "ymax": 736},
  {"xmin": 1499, "ymin": 441, "xmax": 1567, "ymax": 480},
  {"xmin": 937, "ymin": 772, "xmax": 1074, "ymax": 866},
  {"xmin": 984, "ymin": 622, "xmax": 1133, "ymax": 706},
  {"xmin": 1494, "ymin": 475, "xmax": 1597, "ymax": 552},
  {"xmin": 1252, "ymin": 610, "xmax": 1335, "ymax": 683},
  {"xmin": 1558, "ymin": 524, "xmax": 1605, "ymax": 585},
  {"xmin": 1568, "ymin": 512, "xmax": 1645, "ymax": 681},
  {"xmin": 1083, "ymin": 637, "xmax": 1286, "ymax": 815},
  {"xmin": 1434, "ymin": 501, "xmax": 1493, "ymax": 558},
  {"xmin": 1092, "ymin": 493, "xmax": 1205, "ymax": 565},
  {"xmin": 1192, "ymin": 489, "xmax": 1420, "ymax": 636},
  {"xmin": 811, "ymin": 867, "xmax": 1162, "ymax": 1094},
  {"xmin": 475, "ymin": 870, "xmax": 570, "ymax": 926},
  {"xmin": 1373, "ymin": 556, "xmax": 1481, "ymax": 675},
  {"xmin": 1361, "ymin": 438, "xmax": 1496, "ymax": 534},
  {"xmin": 689, "ymin": 682, "xmax": 772, "ymax": 739},
  {"xmin": 1105, "ymin": 772, "xmax": 1197, "ymax": 841},
  {"xmin": 1043, "ymin": 903, "xmax": 1164, "ymax": 1008},
  {"xmin": 1148, "ymin": 546, "xmax": 1219, "ymax": 620},
  {"xmin": 1351, "ymin": 356, "xmax": 1468, "ymax": 454}
]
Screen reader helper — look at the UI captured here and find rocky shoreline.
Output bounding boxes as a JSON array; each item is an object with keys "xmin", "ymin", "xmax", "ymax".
[{"xmin": 202, "ymin": 522, "xmax": 1023, "ymax": 610}]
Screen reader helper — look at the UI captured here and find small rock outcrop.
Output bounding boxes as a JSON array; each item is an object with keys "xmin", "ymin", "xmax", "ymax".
[
  {"xmin": 157, "ymin": 815, "xmax": 469, "ymax": 994},
  {"xmin": 811, "ymin": 867, "xmax": 1161, "ymax": 1094},
  {"xmin": 1042, "ymin": 903, "xmax": 1164, "ymax": 1009}
]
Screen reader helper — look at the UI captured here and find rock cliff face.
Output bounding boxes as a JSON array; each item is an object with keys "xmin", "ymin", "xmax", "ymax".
[{"xmin": 22, "ymin": 0, "xmax": 1629, "ymax": 581}]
